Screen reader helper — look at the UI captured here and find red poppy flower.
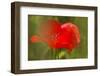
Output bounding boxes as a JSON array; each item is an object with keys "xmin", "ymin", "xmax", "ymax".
[{"xmin": 30, "ymin": 19, "xmax": 80, "ymax": 53}]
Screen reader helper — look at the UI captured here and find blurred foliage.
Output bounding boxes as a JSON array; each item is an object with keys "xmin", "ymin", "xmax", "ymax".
[{"xmin": 28, "ymin": 15, "xmax": 88, "ymax": 60}]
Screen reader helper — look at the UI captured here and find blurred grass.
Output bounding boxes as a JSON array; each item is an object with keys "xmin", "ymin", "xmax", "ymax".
[{"xmin": 28, "ymin": 15, "xmax": 88, "ymax": 60}]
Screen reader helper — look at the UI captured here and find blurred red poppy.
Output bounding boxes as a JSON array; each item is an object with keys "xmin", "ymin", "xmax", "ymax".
[{"xmin": 30, "ymin": 19, "xmax": 80, "ymax": 53}]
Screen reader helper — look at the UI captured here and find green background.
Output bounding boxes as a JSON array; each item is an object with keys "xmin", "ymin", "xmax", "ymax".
[{"xmin": 28, "ymin": 15, "xmax": 88, "ymax": 60}]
